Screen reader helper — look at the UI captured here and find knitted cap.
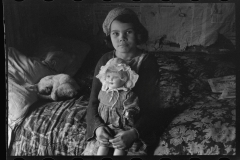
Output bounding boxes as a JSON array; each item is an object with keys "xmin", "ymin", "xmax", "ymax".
[{"xmin": 102, "ymin": 7, "xmax": 139, "ymax": 36}]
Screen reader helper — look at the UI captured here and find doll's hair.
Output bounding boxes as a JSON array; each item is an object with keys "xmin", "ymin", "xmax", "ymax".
[
  {"xmin": 96, "ymin": 58, "xmax": 139, "ymax": 91},
  {"xmin": 105, "ymin": 67, "xmax": 129, "ymax": 83},
  {"xmin": 104, "ymin": 14, "xmax": 148, "ymax": 49}
]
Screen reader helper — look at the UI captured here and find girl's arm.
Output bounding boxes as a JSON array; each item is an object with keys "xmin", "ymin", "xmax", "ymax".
[
  {"xmin": 132, "ymin": 53, "xmax": 160, "ymax": 142},
  {"xmin": 86, "ymin": 55, "xmax": 110, "ymax": 141}
]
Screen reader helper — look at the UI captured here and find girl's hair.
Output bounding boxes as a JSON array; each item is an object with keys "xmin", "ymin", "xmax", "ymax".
[{"xmin": 104, "ymin": 14, "xmax": 148, "ymax": 49}]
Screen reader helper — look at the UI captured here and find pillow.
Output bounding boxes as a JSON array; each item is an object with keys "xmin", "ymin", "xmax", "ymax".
[
  {"xmin": 35, "ymin": 37, "xmax": 91, "ymax": 76},
  {"xmin": 8, "ymin": 47, "xmax": 57, "ymax": 84},
  {"xmin": 8, "ymin": 78, "xmax": 38, "ymax": 130},
  {"xmin": 41, "ymin": 51, "xmax": 74, "ymax": 73},
  {"xmin": 7, "ymin": 47, "xmax": 57, "ymax": 147}
]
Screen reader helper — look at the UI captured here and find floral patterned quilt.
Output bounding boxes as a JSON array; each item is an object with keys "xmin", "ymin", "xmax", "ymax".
[
  {"xmin": 153, "ymin": 52, "xmax": 236, "ymax": 155},
  {"xmin": 9, "ymin": 52, "xmax": 236, "ymax": 155},
  {"xmin": 154, "ymin": 95, "xmax": 235, "ymax": 155}
]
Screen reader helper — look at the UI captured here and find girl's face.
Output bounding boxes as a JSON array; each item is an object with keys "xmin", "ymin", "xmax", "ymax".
[
  {"xmin": 105, "ymin": 72, "xmax": 126, "ymax": 89},
  {"xmin": 110, "ymin": 20, "xmax": 137, "ymax": 54}
]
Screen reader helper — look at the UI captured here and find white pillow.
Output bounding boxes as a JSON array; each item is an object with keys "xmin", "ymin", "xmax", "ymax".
[
  {"xmin": 7, "ymin": 47, "xmax": 57, "ymax": 147},
  {"xmin": 8, "ymin": 47, "xmax": 58, "ymax": 84}
]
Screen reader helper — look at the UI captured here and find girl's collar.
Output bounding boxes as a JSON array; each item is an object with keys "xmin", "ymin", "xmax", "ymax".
[
  {"xmin": 106, "ymin": 87, "xmax": 128, "ymax": 93},
  {"xmin": 112, "ymin": 50, "xmax": 142, "ymax": 62}
]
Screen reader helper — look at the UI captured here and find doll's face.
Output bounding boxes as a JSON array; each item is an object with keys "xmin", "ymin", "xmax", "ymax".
[{"xmin": 105, "ymin": 71, "xmax": 126, "ymax": 89}]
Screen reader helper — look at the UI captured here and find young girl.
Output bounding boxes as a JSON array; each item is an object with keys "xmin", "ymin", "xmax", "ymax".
[
  {"xmin": 84, "ymin": 7, "xmax": 159, "ymax": 155},
  {"xmin": 96, "ymin": 57, "xmax": 140, "ymax": 155}
]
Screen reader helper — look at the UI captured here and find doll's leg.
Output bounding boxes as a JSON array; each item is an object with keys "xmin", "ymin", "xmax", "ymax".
[
  {"xmin": 113, "ymin": 149, "xmax": 127, "ymax": 155},
  {"xmin": 97, "ymin": 146, "xmax": 109, "ymax": 155}
]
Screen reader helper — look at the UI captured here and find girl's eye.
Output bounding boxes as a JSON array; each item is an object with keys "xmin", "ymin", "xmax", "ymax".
[
  {"xmin": 112, "ymin": 32, "xmax": 119, "ymax": 36},
  {"xmin": 126, "ymin": 30, "xmax": 134, "ymax": 35},
  {"xmin": 126, "ymin": 31, "xmax": 132, "ymax": 34}
]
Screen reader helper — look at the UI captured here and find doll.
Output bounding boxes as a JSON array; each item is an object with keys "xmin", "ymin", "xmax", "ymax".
[{"xmin": 96, "ymin": 58, "xmax": 140, "ymax": 155}]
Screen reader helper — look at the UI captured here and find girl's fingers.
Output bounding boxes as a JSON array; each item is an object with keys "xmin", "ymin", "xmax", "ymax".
[
  {"xmin": 112, "ymin": 145, "xmax": 118, "ymax": 149},
  {"xmin": 110, "ymin": 139, "xmax": 123, "ymax": 148},
  {"xmin": 99, "ymin": 140, "xmax": 110, "ymax": 145},
  {"xmin": 109, "ymin": 136, "xmax": 120, "ymax": 143},
  {"xmin": 96, "ymin": 137, "xmax": 110, "ymax": 145},
  {"xmin": 97, "ymin": 128, "xmax": 113, "ymax": 144},
  {"xmin": 99, "ymin": 132, "xmax": 110, "ymax": 140},
  {"xmin": 112, "ymin": 143, "xmax": 120, "ymax": 148},
  {"xmin": 113, "ymin": 144, "xmax": 125, "ymax": 150}
]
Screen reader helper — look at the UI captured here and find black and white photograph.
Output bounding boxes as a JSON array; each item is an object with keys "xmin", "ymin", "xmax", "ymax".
[{"xmin": 5, "ymin": 0, "xmax": 237, "ymax": 158}]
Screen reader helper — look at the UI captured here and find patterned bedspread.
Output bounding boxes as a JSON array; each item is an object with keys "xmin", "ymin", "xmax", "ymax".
[
  {"xmin": 10, "ymin": 96, "xmax": 88, "ymax": 155},
  {"xmin": 154, "ymin": 95, "xmax": 236, "ymax": 155},
  {"xmin": 152, "ymin": 52, "xmax": 236, "ymax": 155},
  {"xmin": 10, "ymin": 52, "xmax": 236, "ymax": 155}
]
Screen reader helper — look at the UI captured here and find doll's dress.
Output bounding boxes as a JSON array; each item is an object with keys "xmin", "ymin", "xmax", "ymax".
[{"xmin": 98, "ymin": 88, "xmax": 140, "ymax": 147}]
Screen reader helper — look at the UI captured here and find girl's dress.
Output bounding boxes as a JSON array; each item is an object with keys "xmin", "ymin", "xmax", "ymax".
[{"xmin": 83, "ymin": 51, "xmax": 158, "ymax": 155}]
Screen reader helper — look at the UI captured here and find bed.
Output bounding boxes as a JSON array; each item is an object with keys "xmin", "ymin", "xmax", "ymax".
[
  {"xmin": 7, "ymin": 37, "xmax": 236, "ymax": 156},
  {"xmin": 7, "ymin": 37, "xmax": 90, "ymax": 150}
]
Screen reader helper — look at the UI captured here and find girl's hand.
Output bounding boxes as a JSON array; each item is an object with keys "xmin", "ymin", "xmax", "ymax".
[
  {"xmin": 109, "ymin": 129, "xmax": 138, "ymax": 150},
  {"xmin": 95, "ymin": 126, "xmax": 114, "ymax": 145}
]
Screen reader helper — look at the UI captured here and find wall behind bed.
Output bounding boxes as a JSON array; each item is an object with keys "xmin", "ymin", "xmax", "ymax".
[
  {"xmin": 92, "ymin": 3, "xmax": 236, "ymax": 53},
  {"xmin": 4, "ymin": 1, "xmax": 236, "ymax": 56},
  {"xmin": 4, "ymin": 1, "xmax": 105, "ymax": 56}
]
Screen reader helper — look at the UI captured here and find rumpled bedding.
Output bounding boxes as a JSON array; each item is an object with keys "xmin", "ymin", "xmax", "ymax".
[
  {"xmin": 9, "ymin": 51, "xmax": 236, "ymax": 155},
  {"xmin": 10, "ymin": 96, "xmax": 88, "ymax": 155},
  {"xmin": 8, "ymin": 47, "xmax": 57, "ymax": 146},
  {"xmin": 153, "ymin": 52, "xmax": 236, "ymax": 155},
  {"xmin": 7, "ymin": 40, "xmax": 90, "ymax": 148}
]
